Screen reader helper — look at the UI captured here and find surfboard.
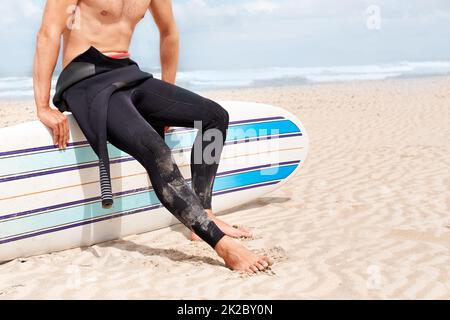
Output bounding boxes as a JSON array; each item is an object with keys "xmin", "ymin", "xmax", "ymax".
[{"xmin": 0, "ymin": 101, "xmax": 308, "ymax": 263}]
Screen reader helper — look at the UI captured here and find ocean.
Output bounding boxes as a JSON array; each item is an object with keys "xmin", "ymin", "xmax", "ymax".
[{"xmin": 1, "ymin": 61, "xmax": 450, "ymax": 100}]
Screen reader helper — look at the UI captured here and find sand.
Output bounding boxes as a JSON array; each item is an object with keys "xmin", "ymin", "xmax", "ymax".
[{"xmin": 0, "ymin": 76, "xmax": 449, "ymax": 299}]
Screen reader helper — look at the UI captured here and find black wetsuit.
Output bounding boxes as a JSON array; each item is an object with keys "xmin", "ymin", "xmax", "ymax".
[{"xmin": 53, "ymin": 46, "xmax": 227, "ymax": 247}]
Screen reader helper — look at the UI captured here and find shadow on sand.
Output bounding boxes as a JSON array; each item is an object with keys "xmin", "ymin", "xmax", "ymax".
[{"xmin": 96, "ymin": 240, "xmax": 224, "ymax": 267}]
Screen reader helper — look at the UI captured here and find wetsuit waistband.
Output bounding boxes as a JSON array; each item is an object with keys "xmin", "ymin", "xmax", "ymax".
[
  {"xmin": 103, "ymin": 51, "xmax": 130, "ymax": 59},
  {"xmin": 70, "ymin": 46, "xmax": 136, "ymax": 70}
]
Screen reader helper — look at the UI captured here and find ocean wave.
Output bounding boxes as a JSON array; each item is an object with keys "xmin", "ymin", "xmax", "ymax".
[{"xmin": 1, "ymin": 61, "xmax": 450, "ymax": 98}]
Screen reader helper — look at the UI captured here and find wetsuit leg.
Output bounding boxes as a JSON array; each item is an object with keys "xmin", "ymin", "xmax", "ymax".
[
  {"xmin": 106, "ymin": 90, "xmax": 225, "ymax": 247},
  {"xmin": 131, "ymin": 78, "xmax": 229, "ymax": 209}
]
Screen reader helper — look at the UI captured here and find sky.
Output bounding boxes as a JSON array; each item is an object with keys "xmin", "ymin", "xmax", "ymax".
[{"xmin": 1, "ymin": 0, "xmax": 450, "ymax": 75}]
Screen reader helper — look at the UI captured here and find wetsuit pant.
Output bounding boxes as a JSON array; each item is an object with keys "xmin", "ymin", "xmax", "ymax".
[{"xmin": 106, "ymin": 77, "xmax": 228, "ymax": 247}]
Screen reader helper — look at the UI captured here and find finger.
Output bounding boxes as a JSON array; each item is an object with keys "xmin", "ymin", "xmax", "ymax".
[
  {"xmin": 59, "ymin": 119, "xmax": 66, "ymax": 149},
  {"xmin": 250, "ymin": 265, "xmax": 259, "ymax": 273},
  {"xmin": 52, "ymin": 127, "xmax": 59, "ymax": 146},
  {"xmin": 58, "ymin": 122, "xmax": 65, "ymax": 149},
  {"xmin": 65, "ymin": 119, "xmax": 70, "ymax": 145},
  {"xmin": 58, "ymin": 122, "xmax": 64, "ymax": 149},
  {"xmin": 62, "ymin": 118, "xmax": 69, "ymax": 148}
]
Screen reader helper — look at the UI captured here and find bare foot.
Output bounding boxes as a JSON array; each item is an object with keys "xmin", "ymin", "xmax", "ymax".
[
  {"xmin": 191, "ymin": 210, "xmax": 252, "ymax": 241},
  {"xmin": 214, "ymin": 236, "xmax": 273, "ymax": 273}
]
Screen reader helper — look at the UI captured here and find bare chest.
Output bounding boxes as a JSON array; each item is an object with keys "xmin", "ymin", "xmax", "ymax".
[{"xmin": 81, "ymin": 0, "xmax": 151, "ymax": 22}]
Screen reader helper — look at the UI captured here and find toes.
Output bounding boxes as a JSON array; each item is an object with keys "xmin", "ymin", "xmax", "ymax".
[
  {"xmin": 231, "ymin": 230, "xmax": 244, "ymax": 238},
  {"xmin": 255, "ymin": 262, "xmax": 266, "ymax": 271},
  {"xmin": 260, "ymin": 256, "xmax": 273, "ymax": 266},
  {"xmin": 250, "ymin": 265, "xmax": 259, "ymax": 273},
  {"xmin": 233, "ymin": 225, "xmax": 252, "ymax": 236},
  {"xmin": 242, "ymin": 230, "xmax": 253, "ymax": 237},
  {"xmin": 229, "ymin": 230, "xmax": 251, "ymax": 239},
  {"xmin": 238, "ymin": 231, "xmax": 252, "ymax": 238},
  {"xmin": 258, "ymin": 259, "xmax": 269, "ymax": 268}
]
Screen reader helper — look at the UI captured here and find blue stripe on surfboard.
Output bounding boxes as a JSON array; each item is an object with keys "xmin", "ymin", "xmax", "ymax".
[
  {"xmin": 0, "ymin": 116, "xmax": 287, "ymax": 158},
  {"xmin": 170, "ymin": 116, "xmax": 285, "ymax": 133},
  {"xmin": 0, "ymin": 160, "xmax": 301, "ymax": 222},
  {"xmin": 0, "ymin": 164, "xmax": 298, "ymax": 240},
  {"xmin": 0, "ymin": 141, "xmax": 90, "ymax": 158},
  {"xmin": 0, "ymin": 119, "xmax": 301, "ymax": 178},
  {"xmin": 0, "ymin": 133, "xmax": 302, "ymax": 184},
  {"xmin": 164, "ymin": 120, "xmax": 301, "ymax": 150}
]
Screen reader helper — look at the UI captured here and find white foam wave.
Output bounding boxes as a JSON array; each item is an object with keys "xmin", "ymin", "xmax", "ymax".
[{"xmin": 1, "ymin": 61, "xmax": 449, "ymax": 98}]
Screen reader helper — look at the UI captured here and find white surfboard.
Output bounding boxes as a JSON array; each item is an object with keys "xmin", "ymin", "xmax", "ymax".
[{"xmin": 0, "ymin": 101, "xmax": 308, "ymax": 263}]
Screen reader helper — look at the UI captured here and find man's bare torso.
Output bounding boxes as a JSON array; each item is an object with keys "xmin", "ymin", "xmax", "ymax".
[{"xmin": 63, "ymin": 0, "xmax": 151, "ymax": 67}]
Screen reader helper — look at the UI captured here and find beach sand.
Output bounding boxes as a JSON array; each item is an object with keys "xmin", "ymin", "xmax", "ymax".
[{"xmin": 0, "ymin": 76, "xmax": 449, "ymax": 299}]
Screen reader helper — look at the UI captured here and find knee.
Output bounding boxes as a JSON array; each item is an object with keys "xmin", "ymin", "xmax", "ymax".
[{"xmin": 207, "ymin": 100, "xmax": 229, "ymax": 132}]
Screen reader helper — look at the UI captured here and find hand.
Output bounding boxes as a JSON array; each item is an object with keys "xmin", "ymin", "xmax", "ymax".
[
  {"xmin": 164, "ymin": 126, "xmax": 171, "ymax": 133},
  {"xmin": 37, "ymin": 107, "xmax": 70, "ymax": 149}
]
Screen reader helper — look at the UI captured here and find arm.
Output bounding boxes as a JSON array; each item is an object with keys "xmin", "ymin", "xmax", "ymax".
[
  {"xmin": 149, "ymin": 0, "xmax": 179, "ymax": 84},
  {"xmin": 33, "ymin": 0, "xmax": 77, "ymax": 149}
]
